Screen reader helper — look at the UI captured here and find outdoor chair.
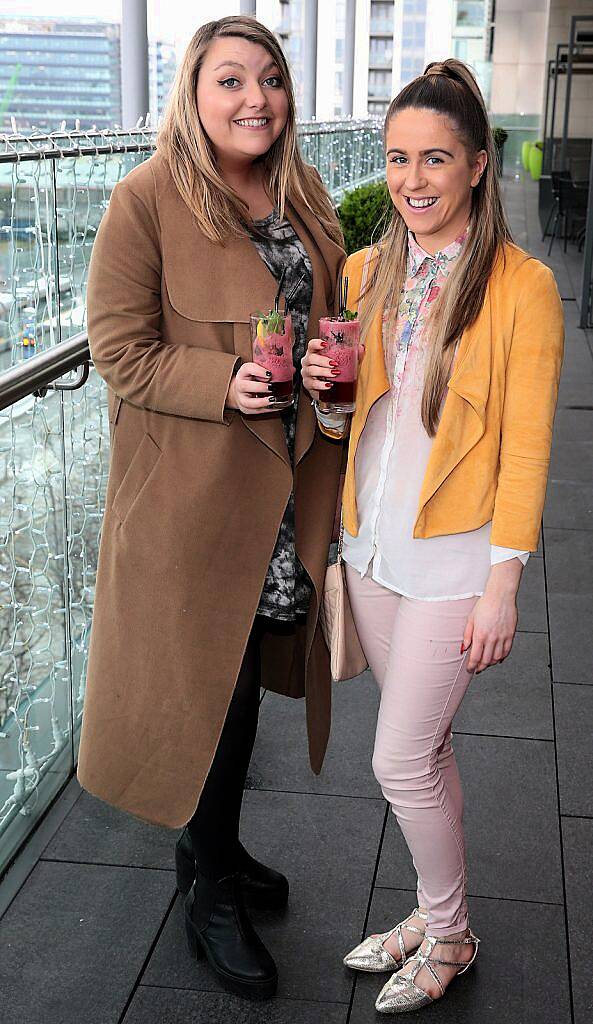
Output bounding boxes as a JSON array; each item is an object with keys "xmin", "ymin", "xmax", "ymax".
[
  {"xmin": 557, "ymin": 177, "xmax": 588, "ymax": 253},
  {"xmin": 547, "ymin": 172, "xmax": 589, "ymax": 255},
  {"xmin": 542, "ymin": 170, "xmax": 571, "ymax": 247}
]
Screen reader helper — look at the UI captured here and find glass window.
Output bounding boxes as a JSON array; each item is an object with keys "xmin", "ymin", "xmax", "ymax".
[
  {"xmin": 455, "ymin": 1, "xmax": 485, "ymax": 29},
  {"xmin": 368, "ymin": 68, "xmax": 392, "ymax": 98}
]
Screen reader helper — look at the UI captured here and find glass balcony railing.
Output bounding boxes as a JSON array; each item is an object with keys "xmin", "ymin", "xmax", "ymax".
[{"xmin": 0, "ymin": 120, "xmax": 386, "ymax": 878}]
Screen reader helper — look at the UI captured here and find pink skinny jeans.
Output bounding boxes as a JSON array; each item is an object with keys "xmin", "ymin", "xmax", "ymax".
[{"xmin": 345, "ymin": 564, "xmax": 478, "ymax": 937}]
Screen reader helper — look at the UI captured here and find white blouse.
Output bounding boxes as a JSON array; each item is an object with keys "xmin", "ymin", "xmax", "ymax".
[{"xmin": 323, "ymin": 229, "xmax": 528, "ymax": 601}]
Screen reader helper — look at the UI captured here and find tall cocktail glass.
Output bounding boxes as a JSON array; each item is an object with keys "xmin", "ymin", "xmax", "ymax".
[
  {"xmin": 317, "ymin": 316, "xmax": 360, "ymax": 414},
  {"xmin": 250, "ymin": 312, "xmax": 294, "ymax": 410}
]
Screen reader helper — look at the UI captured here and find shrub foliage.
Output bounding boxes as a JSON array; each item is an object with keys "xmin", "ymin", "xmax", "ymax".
[{"xmin": 338, "ymin": 180, "xmax": 392, "ymax": 255}]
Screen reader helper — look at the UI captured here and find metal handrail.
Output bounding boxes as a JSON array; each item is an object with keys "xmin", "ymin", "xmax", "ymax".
[
  {"xmin": 0, "ymin": 332, "xmax": 90, "ymax": 411},
  {"xmin": 0, "ymin": 118, "xmax": 386, "ymax": 405},
  {"xmin": 0, "ymin": 120, "xmax": 383, "ymax": 163}
]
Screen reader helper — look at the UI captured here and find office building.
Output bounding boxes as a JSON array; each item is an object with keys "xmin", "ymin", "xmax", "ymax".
[
  {"xmin": 0, "ymin": 16, "xmax": 121, "ymax": 133},
  {"xmin": 149, "ymin": 39, "xmax": 177, "ymax": 122}
]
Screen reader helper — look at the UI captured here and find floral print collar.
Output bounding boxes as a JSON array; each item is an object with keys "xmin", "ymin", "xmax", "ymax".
[{"xmin": 407, "ymin": 226, "xmax": 469, "ymax": 279}]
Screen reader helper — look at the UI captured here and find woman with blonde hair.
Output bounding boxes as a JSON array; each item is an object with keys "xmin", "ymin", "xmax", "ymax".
[
  {"xmin": 77, "ymin": 16, "xmax": 344, "ymax": 1001},
  {"xmin": 303, "ymin": 59, "xmax": 563, "ymax": 1013}
]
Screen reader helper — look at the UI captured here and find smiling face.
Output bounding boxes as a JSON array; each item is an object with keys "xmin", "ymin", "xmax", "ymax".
[
  {"xmin": 385, "ymin": 107, "xmax": 487, "ymax": 254},
  {"xmin": 196, "ymin": 36, "xmax": 289, "ymax": 173}
]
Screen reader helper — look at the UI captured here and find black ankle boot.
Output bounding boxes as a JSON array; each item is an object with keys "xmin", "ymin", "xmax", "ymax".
[
  {"xmin": 175, "ymin": 828, "xmax": 198, "ymax": 894},
  {"xmin": 175, "ymin": 828, "xmax": 289, "ymax": 909},
  {"xmin": 184, "ymin": 871, "xmax": 278, "ymax": 1001}
]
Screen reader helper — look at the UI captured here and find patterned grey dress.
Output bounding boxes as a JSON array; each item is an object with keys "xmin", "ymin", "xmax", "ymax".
[{"xmin": 250, "ymin": 208, "xmax": 314, "ymax": 621}]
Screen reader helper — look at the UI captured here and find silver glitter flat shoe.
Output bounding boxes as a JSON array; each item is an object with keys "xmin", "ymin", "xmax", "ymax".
[
  {"xmin": 375, "ymin": 930, "xmax": 480, "ymax": 1013},
  {"xmin": 343, "ymin": 908, "xmax": 428, "ymax": 973}
]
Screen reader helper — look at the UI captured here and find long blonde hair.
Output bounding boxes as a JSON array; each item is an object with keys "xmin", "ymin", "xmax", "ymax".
[
  {"xmin": 360, "ymin": 59, "xmax": 512, "ymax": 435},
  {"xmin": 157, "ymin": 16, "xmax": 342, "ymax": 246}
]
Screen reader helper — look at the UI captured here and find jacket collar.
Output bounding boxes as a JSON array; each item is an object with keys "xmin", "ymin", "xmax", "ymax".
[{"xmin": 407, "ymin": 226, "xmax": 468, "ymax": 278}]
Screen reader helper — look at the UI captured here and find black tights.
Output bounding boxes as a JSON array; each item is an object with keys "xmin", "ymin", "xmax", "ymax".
[{"xmin": 186, "ymin": 622, "xmax": 262, "ymax": 881}]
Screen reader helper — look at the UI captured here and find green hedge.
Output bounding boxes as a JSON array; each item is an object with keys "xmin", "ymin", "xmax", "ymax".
[{"xmin": 338, "ymin": 180, "xmax": 392, "ymax": 255}]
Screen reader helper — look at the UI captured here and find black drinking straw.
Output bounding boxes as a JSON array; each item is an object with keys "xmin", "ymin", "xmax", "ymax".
[
  {"xmin": 284, "ymin": 273, "xmax": 305, "ymax": 312},
  {"xmin": 274, "ymin": 267, "xmax": 287, "ymax": 313},
  {"xmin": 340, "ymin": 276, "xmax": 349, "ymax": 318}
]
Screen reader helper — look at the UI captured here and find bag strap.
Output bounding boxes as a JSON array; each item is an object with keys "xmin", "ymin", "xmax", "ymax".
[{"xmin": 336, "ymin": 511, "xmax": 345, "ymax": 565}]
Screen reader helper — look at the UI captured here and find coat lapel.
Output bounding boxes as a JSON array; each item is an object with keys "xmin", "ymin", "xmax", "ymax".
[
  {"xmin": 346, "ymin": 255, "xmax": 494, "ymax": 533},
  {"xmin": 157, "ymin": 169, "xmax": 291, "ymax": 465},
  {"xmin": 416, "ymin": 283, "xmax": 493, "ymax": 517},
  {"xmin": 345, "ymin": 248, "xmax": 389, "ymax": 455}
]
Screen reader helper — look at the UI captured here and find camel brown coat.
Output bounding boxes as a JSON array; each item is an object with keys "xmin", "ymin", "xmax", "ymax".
[{"xmin": 77, "ymin": 151, "xmax": 346, "ymax": 827}]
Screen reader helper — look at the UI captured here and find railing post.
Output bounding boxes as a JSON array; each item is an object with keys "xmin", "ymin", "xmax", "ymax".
[
  {"xmin": 342, "ymin": 0, "xmax": 356, "ymax": 117},
  {"xmin": 549, "ymin": 44, "xmax": 563, "ymax": 172},
  {"xmin": 542, "ymin": 60, "xmax": 552, "ymax": 175},
  {"xmin": 303, "ymin": 0, "xmax": 319, "ymax": 120},
  {"xmin": 121, "ymin": 0, "xmax": 149, "ymax": 129}
]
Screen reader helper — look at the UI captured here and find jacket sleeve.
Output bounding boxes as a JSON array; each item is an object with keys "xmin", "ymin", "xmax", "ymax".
[
  {"xmin": 490, "ymin": 260, "xmax": 564, "ymax": 550},
  {"xmin": 87, "ymin": 177, "xmax": 240, "ymax": 423}
]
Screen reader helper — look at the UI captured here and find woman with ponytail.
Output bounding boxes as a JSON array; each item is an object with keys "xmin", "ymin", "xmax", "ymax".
[{"xmin": 302, "ymin": 59, "xmax": 563, "ymax": 1013}]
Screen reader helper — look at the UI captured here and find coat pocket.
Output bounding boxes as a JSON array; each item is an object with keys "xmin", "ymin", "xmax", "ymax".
[
  {"xmin": 112, "ymin": 433, "xmax": 162, "ymax": 524},
  {"xmin": 108, "ymin": 391, "xmax": 123, "ymax": 426},
  {"xmin": 107, "ymin": 392, "xmax": 123, "ymax": 445}
]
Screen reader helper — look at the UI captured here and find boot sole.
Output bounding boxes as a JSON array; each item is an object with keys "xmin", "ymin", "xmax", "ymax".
[
  {"xmin": 176, "ymin": 846, "xmax": 289, "ymax": 910},
  {"xmin": 184, "ymin": 911, "xmax": 278, "ymax": 1001}
]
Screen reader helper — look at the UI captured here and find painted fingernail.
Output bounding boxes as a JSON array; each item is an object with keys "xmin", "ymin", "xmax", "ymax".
[
  {"xmin": 331, "ymin": 370, "xmax": 340, "ymax": 376},
  {"xmin": 265, "ymin": 370, "xmax": 272, "ymax": 379},
  {"xmin": 329, "ymin": 360, "xmax": 338, "ymax": 367},
  {"xmin": 267, "ymin": 383, "xmax": 274, "ymax": 391},
  {"xmin": 268, "ymin": 396, "xmax": 276, "ymax": 404},
  {"xmin": 460, "ymin": 644, "xmax": 466, "ymax": 654},
  {"xmin": 325, "ymin": 381, "xmax": 333, "ymax": 387},
  {"xmin": 320, "ymin": 341, "xmax": 327, "ymax": 348}
]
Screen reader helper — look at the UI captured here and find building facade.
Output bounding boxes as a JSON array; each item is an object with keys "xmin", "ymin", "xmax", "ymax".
[
  {"xmin": 276, "ymin": 0, "xmax": 493, "ymax": 119},
  {"xmin": 0, "ymin": 15, "xmax": 177, "ymax": 134},
  {"xmin": 0, "ymin": 17, "xmax": 121, "ymax": 133},
  {"xmin": 149, "ymin": 39, "xmax": 177, "ymax": 123}
]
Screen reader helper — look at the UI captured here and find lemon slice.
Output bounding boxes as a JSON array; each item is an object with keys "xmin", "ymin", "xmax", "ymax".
[{"xmin": 257, "ymin": 319, "xmax": 268, "ymax": 339}]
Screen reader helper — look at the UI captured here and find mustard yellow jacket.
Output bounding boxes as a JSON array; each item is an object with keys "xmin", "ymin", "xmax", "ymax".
[{"xmin": 332, "ymin": 242, "xmax": 564, "ymax": 551}]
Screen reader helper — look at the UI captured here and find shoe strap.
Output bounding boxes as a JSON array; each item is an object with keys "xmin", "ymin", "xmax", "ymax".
[
  {"xmin": 425, "ymin": 933, "xmax": 477, "ymax": 945},
  {"xmin": 406, "ymin": 944, "xmax": 445, "ymax": 997},
  {"xmin": 390, "ymin": 909, "xmax": 427, "ymax": 964},
  {"xmin": 406, "ymin": 933, "xmax": 479, "ymax": 995}
]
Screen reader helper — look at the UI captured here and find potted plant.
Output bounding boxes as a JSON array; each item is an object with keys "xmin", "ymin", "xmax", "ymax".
[{"xmin": 493, "ymin": 126, "xmax": 508, "ymax": 175}]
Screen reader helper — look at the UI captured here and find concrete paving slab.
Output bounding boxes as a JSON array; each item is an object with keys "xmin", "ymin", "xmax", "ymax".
[{"xmin": 0, "ymin": 860, "xmax": 175, "ymax": 1024}]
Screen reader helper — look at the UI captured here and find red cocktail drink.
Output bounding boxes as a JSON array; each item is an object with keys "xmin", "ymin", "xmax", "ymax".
[
  {"xmin": 250, "ymin": 312, "xmax": 294, "ymax": 410},
  {"xmin": 318, "ymin": 316, "xmax": 360, "ymax": 414}
]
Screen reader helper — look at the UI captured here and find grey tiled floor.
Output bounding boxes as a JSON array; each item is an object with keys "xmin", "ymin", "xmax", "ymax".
[{"xmin": 1, "ymin": 173, "xmax": 592, "ymax": 1024}]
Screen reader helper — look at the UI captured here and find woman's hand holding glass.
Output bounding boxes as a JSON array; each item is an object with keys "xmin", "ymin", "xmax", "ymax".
[
  {"xmin": 227, "ymin": 362, "xmax": 283, "ymax": 415},
  {"xmin": 301, "ymin": 338, "xmax": 364, "ymax": 402}
]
